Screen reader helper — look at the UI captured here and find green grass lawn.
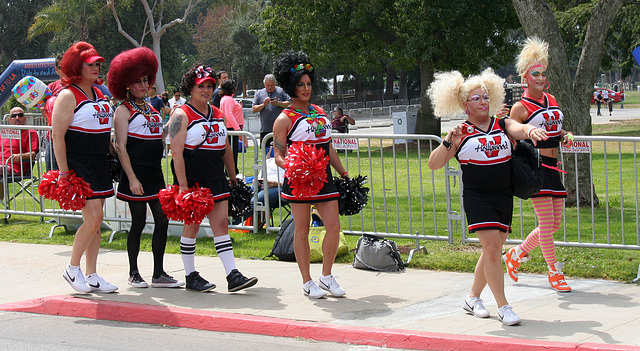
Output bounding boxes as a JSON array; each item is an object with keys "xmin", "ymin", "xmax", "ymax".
[{"xmin": 3, "ymin": 120, "xmax": 640, "ymax": 283}]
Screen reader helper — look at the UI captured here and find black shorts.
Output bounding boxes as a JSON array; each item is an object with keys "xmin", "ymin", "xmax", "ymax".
[
  {"xmin": 463, "ymin": 190, "xmax": 512, "ymax": 233},
  {"xmin": 117, "ymin": 164, "xmax": 165, "ymax": 203},
  {"xmin": 67, "ymin": 153, "xmax": 114, "ymax": 199},
  {"xmin": 531, "ymin": 156, "xmax": 567, "ymax": 198}
]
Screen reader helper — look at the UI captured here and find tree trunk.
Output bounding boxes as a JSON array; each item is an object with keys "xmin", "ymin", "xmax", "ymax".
[
  {"xmin": 153, "ymin": 37, "xmax": 165, "ymax": 92},
  {"xmin": 385, "ymin": 66, "xmax": 395, "ymax": 100},
  {"xmin": 511, "ymin": 0, "xmax": 623, "ymax": 207},
  {"xmin": 376, "ymin": 71, "xmax": 384, "ymax": 101},
  {"xmin": 414, "ymin": 60, "xmax": 440, "ymax": 135},
  {"xmin": 399, "ymin": 70, "xmax": 408, "ymax": 100},
  {"xmin": 354, "ymin": 72, "xmax": 364, "ymax": 102}
]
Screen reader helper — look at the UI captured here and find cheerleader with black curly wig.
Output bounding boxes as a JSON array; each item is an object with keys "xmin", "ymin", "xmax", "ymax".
[{"xmin": 271, "ymin": 51, "xmax": 349, "ymax": 299}]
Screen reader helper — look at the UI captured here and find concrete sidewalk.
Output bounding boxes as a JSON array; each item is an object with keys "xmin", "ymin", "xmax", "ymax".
[{"xmin": 1, "ymin": 242, "xmax": 639, "ymax": 350}]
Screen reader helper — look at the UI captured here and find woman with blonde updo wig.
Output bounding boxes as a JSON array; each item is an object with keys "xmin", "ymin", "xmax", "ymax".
[
  {"xmin": 503, "ymin": 37, "xmax": 574, "ymax": 293},
  {"xmin": 428, "ymin": 68, "xmax": 548, "ymax": 326},
  {"xmin": 54, "ymin": 41, "xmax": 118, "ymax": 294}
]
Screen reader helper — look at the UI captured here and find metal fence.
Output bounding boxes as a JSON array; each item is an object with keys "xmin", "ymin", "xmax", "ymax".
[{"xmin": 2, "ymin": 123, "xmax": 640, "ymax": 253}]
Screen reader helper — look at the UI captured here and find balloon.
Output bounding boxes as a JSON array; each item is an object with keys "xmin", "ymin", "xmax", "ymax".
[{"xmin": 12, "ymin": 76, "xmax": 52, "ymax": 109}]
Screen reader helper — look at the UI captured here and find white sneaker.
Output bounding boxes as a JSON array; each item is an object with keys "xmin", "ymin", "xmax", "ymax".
[
  {"xmin": 498, "ymin": 305, "xmax": 521, "ymax": 326},
  {"xmin": 318, "ymin": 274, "xmax": 346, "ymax": 297},
  {"xmin": 63, "ymin": 265, "xmax": 91, "ymax": 293},
  {"xmin": 303, "ymin": 280, "xmax": 326, "ymax": 299},
  {"xmin": 86, "ymin": 273, "xmax": 118, "ymax": 293},
  {"xmin": 463, "ymin": 297, "xmax": 490, "ymax": 318}
]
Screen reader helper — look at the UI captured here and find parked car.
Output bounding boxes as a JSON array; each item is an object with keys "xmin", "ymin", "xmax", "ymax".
[
  {"xmin": 591, "ymin": 88, "xmax": 624, "ymax": 103},
  {"xmin": 234, "ymin": 97, "xmax": 253, "ymax": 108}
]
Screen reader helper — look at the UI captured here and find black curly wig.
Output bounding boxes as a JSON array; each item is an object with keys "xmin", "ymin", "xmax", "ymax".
[
  {"xmin": 273, "ymin": 51, "xmax": 314, "ymax": 98},
  {"xmin": 179, "ymin": 63, "xmax": 216, "ymax": 98}
]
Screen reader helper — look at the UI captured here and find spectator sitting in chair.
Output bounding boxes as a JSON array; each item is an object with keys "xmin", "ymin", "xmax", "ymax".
[
  {"xmin": 258, "ymin": 155, "xmax": 285, "ymax": 212},
  {"xmin": 331, "ymin": 107, "xmax": 355, "ymax": 133},
  {"xmin": 1, "ymin": 107, "xmax": 39, "ymax": 198}
]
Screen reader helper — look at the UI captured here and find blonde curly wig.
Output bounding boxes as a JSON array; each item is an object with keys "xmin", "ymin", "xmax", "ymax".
[
  {"xmin": 428, "ymin": 68, "xmax": 505, "ymax": 118},
  {"xmin": 516, "ymin": 37, "xmax": 549, "ymax": 77}
]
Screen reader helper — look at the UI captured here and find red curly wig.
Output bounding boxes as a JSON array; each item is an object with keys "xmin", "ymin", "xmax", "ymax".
[
  {"xmin": 60, "ymin": 41, "xmax": 104, "ymax": 87},
  {"xmin": 106, "ymin": 47, "xmax": 158, "ymax": 101}
]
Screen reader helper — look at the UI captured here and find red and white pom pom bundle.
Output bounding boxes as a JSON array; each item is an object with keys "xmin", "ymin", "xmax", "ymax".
[
  {"xmin": 283, "ymin": 142, "xmax": 330, "ymax": 197},
  {"xmin": 38, "ymin": 170, "xmax": 93, "ymax": 210},
  {"xmin": 158, "ymin": 184, "xmax": 215, "ymax": 225}
]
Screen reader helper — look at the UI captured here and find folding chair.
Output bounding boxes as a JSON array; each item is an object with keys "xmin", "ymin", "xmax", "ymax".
[{"xmin": 0, "ymin": 132, "xmax": 44, "ymax": 223}]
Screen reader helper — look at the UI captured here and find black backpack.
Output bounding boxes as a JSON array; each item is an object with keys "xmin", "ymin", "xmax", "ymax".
[{"xmin": 266, "ymin": 218, "xmax": 296, "ymax": 261}]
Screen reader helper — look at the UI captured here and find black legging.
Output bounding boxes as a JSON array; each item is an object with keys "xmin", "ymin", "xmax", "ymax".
[{"xmin": 127, "ymin": 199, "xmax": 169, "ymax": 278}]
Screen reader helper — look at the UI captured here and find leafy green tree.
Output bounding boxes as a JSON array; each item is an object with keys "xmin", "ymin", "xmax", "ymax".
[
  {"xmin": 512, "ymin": 0, "xmax": 624, "ymax": 206},
  {"xmin": 0, "ymin": 0, "xmax": 53, "ymax": 69},
  {"xmin": 194, "ymin": 1, "xmax": 273, "ymax": 91},
  {"xmin": 258, "ymin": 0, "xmax": 519, "ymax": 134},
  {"xmin": 28, "ymin": 0, "xmax": 107, "ymax": 42}
]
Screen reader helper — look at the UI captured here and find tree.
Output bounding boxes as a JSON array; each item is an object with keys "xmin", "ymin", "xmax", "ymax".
[
  {"xmin": 1, "ymin": 0, "xmax": 53, "ymax": 68},
  {"xmin": 511, "ymin": 0, "xmax": 624, "ymax": 206},
  {"xmin": 108, "ymin": 0, "xmax": 205, "ymax": 92},
  {"xmin": 28, "ymin": 0, "xmax": 107, "ymax": 43},
  {"xmin": 258, "ymin": 0, "xmax": 519, "ymax": 135}
]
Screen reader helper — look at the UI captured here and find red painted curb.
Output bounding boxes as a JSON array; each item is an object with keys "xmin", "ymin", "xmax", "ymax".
[{"xmin": 0, "ymin": 296, "xmax": 635, "ymax": 351}]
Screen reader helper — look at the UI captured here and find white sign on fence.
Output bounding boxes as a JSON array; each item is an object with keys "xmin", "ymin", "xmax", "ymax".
[
  {"xmin": 333, "ymin": 137, "xmax": 359, "ymax": 150},
  {"xmin": 561, "ymin": 140, "xmax": 591, "ymax": 153},
  {"xmin": 0, "ymin": 129, "xmax": 21, "ymax": 140}
]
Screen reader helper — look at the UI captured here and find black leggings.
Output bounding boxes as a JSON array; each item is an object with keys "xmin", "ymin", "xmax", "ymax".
[{"xmin": 127, "ymin": 199, "xmax": 169, "ymax": 278}]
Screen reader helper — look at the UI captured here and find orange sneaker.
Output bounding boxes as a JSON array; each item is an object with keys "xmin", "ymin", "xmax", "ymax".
[
  {"xmin": 503, "ymin": 246, "xmax": 529, "ymax": 282},
  {"xmin": 548, "ymin": 263, "xmax": 571, "ymax": 292}
]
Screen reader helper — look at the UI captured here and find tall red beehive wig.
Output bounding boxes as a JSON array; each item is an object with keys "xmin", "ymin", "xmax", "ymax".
[{"xmin": 106, "ymin": 47, "xmax": 158, "ymax": 101}]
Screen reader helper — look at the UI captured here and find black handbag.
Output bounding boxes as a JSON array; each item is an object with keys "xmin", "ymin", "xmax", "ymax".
[
  {"xmin": 498, "ymin": 118, "xmax": 544, "ymax": 199},
  {"xmin": 511, "ymin": 140, "xmax": 543, "ymax": 199},
  {"xmin": 353, "ymin": 234, "xmax": 405, "ymax": 271}
]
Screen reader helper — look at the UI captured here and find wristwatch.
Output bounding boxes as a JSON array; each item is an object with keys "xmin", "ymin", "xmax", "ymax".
[{"xmin": 442, "ymin": 139, "xmax": 453, "ymax": 150}]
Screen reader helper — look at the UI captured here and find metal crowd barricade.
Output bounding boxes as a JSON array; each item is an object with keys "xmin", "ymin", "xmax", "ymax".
[
  {"xmin": 259, "ymin": 133, "xmax": 456, "ymax": 262},
  {"xmin": 5, "ymin": 124, "xmax": 640, "ymax": 256},
  {"xmin": 463, "ymin": 135, "xmax": 640, "ymax": 251}
]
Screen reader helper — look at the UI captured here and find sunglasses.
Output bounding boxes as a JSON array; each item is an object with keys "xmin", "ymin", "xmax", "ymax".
[{"xmin": 10, "ymin": 113, "xmax": 25, "ymax": 118}]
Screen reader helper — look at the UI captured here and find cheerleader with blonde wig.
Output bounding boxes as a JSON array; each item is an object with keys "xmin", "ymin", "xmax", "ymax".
[
  {"xmin": 504, "ymin": 37, "xmax": 574, "ymax": 293},
  {"xmin": 428, "ymin": 68, "xmax": 548, "ymax": 326}
]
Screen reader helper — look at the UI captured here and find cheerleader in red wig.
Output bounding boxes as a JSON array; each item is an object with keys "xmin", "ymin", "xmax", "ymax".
[
  {"xmin": 108, "ymin": 47, "xmax": 184, "ymax": 289},
  {"xmin": 53, "ymin": 42, "xmax": 117, "ymax": 294}
]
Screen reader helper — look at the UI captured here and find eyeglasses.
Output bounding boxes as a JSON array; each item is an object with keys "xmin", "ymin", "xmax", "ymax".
[
  {"xmin": 10, "ymin": 113, "xmax": 25, "ymax": 118},
  {"xmin": 467, "ymin": 94, "xmax": 490, "ymax": 102}
]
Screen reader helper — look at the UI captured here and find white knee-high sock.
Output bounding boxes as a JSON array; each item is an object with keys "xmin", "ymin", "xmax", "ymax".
[
  {"xmin": 180, "ymin": 236, "xmax": 196, "ymax": 275},
  {"xmin": 214, "ymin": 234, "xmax": 236, "ymax": 275}
]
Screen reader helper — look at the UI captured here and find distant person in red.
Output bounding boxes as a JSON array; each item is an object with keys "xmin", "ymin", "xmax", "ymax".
[
  {"xmin": 42, "ymin": 54, "xmax": 65, "ymax": 171},
  {"xmin": 0, "ymin": 106, "xmax": 39, "ymax": 198},
  {"xmin": 330, "ymin": 107, "xmax": 355, "ymax": 133}
]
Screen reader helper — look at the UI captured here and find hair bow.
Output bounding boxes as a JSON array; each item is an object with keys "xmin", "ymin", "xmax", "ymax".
[
  {"xmin": 290, "ymin": 63, "xmax": 314, "ymax": 73},
  {"xmin": 195, "ymin": 65, "xmax": 213, "ymax": 79}
]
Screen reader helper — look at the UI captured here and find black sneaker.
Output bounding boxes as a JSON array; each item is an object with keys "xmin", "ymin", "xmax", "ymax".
[
  {"xmin": 226, "ymin": 269, "xmax": 258, "ymax": 292},
  {"xmin": 185, "ymin": 271, "xmax": 216, "ymax": 292}
]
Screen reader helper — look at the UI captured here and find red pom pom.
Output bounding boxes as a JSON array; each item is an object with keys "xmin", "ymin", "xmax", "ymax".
[
  {"xmin": 38, "ymin": 170, "xmax": 60, "ymax": 199},
  {"xmin": 159, "ymin": 184, "xmax": 214, "ymax": 225},
  {"xmin": 284, "ymin": 142, "xmax": 329, "ymax": 197},
  {"xmin": 54, "ymin": 172, "xmax": 93, "ymax": 210}
]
